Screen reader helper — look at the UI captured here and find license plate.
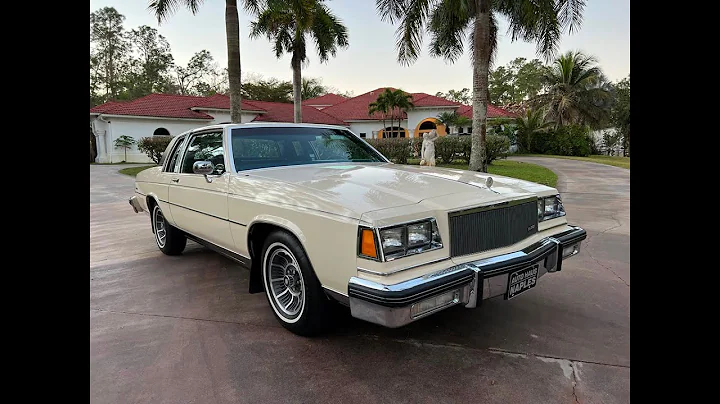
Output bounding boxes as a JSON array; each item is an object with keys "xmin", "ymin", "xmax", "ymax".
[{"xmin": 505, "ymin": 264, "xmax": 539, "ymax": 299}]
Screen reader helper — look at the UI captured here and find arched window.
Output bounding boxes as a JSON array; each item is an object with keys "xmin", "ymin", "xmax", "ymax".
[
  {"xmin": 153, "ymin": 127, "xmax": 171, "ymax": 137},
  {"xmin": 419, "ymin": 121, "xmax": 437, "ymax": 130},
  {"xmin": 383, "ymin": 126, "xmax": 406, "ymax": 138}
]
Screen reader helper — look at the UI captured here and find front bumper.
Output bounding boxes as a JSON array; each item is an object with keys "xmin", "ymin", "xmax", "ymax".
[{"xmin": 348, "ymin": 225, "xmax": 587, "ymax": 328}]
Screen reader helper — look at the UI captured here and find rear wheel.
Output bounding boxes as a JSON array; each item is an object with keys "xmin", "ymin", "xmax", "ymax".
[
  {"xmin": 152, "ymin": 204, "xmax": 186, "ymax": 255},
  {"xmin": 261, "ymin": 231, "xmax": 331, "ymax": 336}
]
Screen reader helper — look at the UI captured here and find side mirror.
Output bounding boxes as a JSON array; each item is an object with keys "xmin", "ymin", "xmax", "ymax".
[{"xmin": 192, "ymin": 161, "xmax": 215, "ymax": 182}]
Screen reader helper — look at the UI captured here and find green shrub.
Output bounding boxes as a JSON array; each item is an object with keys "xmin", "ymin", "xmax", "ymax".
[
  {"xmin": 458, "ymin": 136, "xmax": 472, "ymax": 164},
  {"xmin": 524, "ymin": 125, "xmax": 593, "ymax": 156},
  {"xmin": 435, "ymin": 136, "xmax": 460, "ymax": 164},
  {"xmin": 137, "ymin": 136, "xmax": 172, "ymax": 164},
  {"xmin": 486, "ymin": 134, "xmax": 511, "ymax": 164},
  {"xmin": 366, "ymin": 137, "xmax": 415, "ymax": 164},
  {"xmin": 548, "ymin": 125, "xmax": 592, "ymax": 156}
]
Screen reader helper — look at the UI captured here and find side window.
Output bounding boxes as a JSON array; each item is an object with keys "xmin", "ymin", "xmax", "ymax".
[
  {"xmin": 180, "ymin": 132, "xmax": 225, "ymax": 175},
  {"xmin": 163, "ymin": 135, "xmax": 186, "ymax": 172}
]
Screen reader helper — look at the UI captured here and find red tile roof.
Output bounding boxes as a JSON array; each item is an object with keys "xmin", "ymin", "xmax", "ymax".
[
  {"xmin": 248, "ymin": 100, "xmax": 347, "ymax": 125},
  {"xmin": 321, "ymin": 87, "xmax": 462, "ymax": 121},
  {"xmin": 191, "ymin": 93, "xmax": 266, "ymax": 111},
  {"xmin": 302, "ymin": 93, "xmax": 347, "ymax": 106},
  {"xmin": 89, "ymin": 100, "xmax": 127, "ymax": 113},
  {"xmin": 89, "ymin": 91, "xmax": 515, "ymax": 123},
  {"xmin": 89, "ymin": 93, "xmax": 266, "ymax": 120},
  {"xmin": 411, "ymin": 93, "xmax": 461, "ymax": 107},
  {"xmin": 457, "ymin": 104, "xmax": 517, "ymax": 119}
]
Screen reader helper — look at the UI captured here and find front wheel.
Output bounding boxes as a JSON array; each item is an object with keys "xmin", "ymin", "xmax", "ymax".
[
  {"xmin": 152, "ymin": 204, "xmax": 186, "ymax": 255},
  {"xmin": 261, "ymin": 231, "xmax": 331, "ymax": 336}
]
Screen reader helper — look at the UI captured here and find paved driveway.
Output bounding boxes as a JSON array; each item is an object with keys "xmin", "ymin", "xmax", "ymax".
[{"xmin": 90, "ymin": 160, "xmax": 630, "ymax": 404}]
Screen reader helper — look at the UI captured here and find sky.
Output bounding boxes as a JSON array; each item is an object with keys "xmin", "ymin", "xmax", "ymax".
[{"xmin": 90, "ymin": 0, "xmax": 630, "ymax": 96}]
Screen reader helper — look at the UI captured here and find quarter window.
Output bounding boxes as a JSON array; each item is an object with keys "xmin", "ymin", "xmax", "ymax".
[
  {"xmin": 180, "ymin": 132, "xmax": 225, "ymax": 175},
  {"xmin": 163, "ymin": 135, "xmax": 186, "ymax": 172}
]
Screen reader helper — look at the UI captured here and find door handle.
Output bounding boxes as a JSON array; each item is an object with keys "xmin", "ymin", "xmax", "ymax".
[{"xmin": 171, "ymin": 178, "xmax": 179, "ymax": 183}]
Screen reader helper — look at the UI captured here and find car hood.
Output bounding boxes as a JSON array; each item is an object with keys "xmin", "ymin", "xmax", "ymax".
[{"xmin": 244, "ymin": 163, "xmax": 555, "ymax": 219}]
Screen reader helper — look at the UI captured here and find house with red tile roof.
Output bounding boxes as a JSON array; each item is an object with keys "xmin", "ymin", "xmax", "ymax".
[
  {"xmin": 90, "ymin": 90, "xmax": 514, "ymax": 163},
  {"xmin": 302, "ymin": 93, "xmax": 348, "ymax": 109}
]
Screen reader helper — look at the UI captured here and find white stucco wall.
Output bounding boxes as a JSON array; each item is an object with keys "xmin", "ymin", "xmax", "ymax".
[
  {"xmin": 201, "ymin": 110, "xmax": 258, "ymax": 124},
  {"xmin": 91, "ymin": 110, "xmax": 260, "ymax": 163},
  {"xmin": 406, "ymin": 107, "xmax": 457, "ymax": 136},
  {"xmin": 92, "ymin": 117, "xmax": 209, "ymax": 163},
  {"xmin": 348, "ymin": 119, "xmax": 410, "ymax": 139}
]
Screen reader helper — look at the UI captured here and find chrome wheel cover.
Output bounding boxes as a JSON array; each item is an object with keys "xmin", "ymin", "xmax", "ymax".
[
  {"xmin": 264, "ymin": 243, "xmax": 305, "ymax": 322},
  {"xmin": 153, "ymin": 206, "xmax": 167, "ymax": 248}
]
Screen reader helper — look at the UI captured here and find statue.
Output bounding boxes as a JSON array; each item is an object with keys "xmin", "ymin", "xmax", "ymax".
[{"xmin": 419, "ymin": 129, "xmax": 439, "ymax": 166}]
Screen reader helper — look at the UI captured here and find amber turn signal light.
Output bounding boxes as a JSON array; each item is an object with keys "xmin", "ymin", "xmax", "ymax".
[{"xmin": 361, "ymin": 229, "xmax": 377, "ymax": 258}]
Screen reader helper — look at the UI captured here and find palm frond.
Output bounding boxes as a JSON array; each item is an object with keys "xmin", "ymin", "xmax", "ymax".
[
  {"xmin": 148, "ymin": 0, "xmax": 204, "ymax": 23},
  {"xmin": 375, "ymin": 0, "xmax": 409, "ymax": 24},
  {"xmin": 391, "ymin": 0, "xmax": 434, "ymax": 65},
  {"xmin": 494, "ymin": 0, "xmax": 585, "ymax": 62},
  {"xmin": 243, "ymin": 0, "xmax": 264, "ymax": 15},
  {"xmin": 556, "ymin": 0, "xmax": 585, "ymax": 34},
  {"xmin": 428, "ymin": 0, "xmax": 471, "ymax": 63},
  {"xmin": 310, "ymin": 3, "xmax": 349, "ymax": 63}
]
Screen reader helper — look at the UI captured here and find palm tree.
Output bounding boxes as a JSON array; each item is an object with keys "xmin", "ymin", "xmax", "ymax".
[
  {"xmin": 455, "ymin": 115, "xmax": 472, "ymax": 134},
  {"xmin": 437, "ymin": 111, "xmax": 459, "ymax": 134},
  {"xmin": 250, "ymin": 0, "xmax": 348, "ymax": 123},
  {"xmin": 368, "ymin": 90, "xmax": 391, "ymax": 138},
  {"xmin": 301, "ymin": 77, "xmax": 326, "ymax": 100},
  {"xmin": 148, "ymin": 0, "xmax": 261, "ymax": 123},
  {"xmin": 387, "ymin": 89, "xmax": 414, "ymax": 137},
  {"xmin": 536, "ymin": 50, "xmax": 613, "ymax": 129},
  {"xmin": 513, "ymin": 109, "xmax": 554, "ymax": 152},
  {"xmin": 375, "ymin": 0, "xmax": 585, "ymax": 172}
]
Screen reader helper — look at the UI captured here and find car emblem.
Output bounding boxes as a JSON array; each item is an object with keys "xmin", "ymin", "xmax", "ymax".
[
  {"xmin": 485, "ymin": 177, "xmax": 493, "ymax": 188},
  {"xmin": 528, "ymin": 224, "xmax": 536, "ymax": 232}
]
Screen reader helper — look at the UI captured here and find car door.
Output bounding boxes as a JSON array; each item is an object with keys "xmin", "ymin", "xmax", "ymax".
[
  {"xmin": 168, "ymin": 130, "xmax": 234, "ymax": 250},
  {"xmin": 154, "ymin": 134, "xmax": 188, "ymax": 226}
]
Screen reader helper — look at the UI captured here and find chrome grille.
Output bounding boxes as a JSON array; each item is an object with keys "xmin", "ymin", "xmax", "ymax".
[{"xmin": 449, "ymin": 199, "xmax": 538, "ymax": 257}]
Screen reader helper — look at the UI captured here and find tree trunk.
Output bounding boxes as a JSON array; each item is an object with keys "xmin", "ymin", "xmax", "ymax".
[
  {"xmin": 292, "ymin": 57, "xmax": 302, "ymax": 123},
  {"xmin": 226, "ymin": 0, "xmax": 243, "ymax": 123},
  {"xmin": 469, "ymin": 0, "xmax": 491, "ymax": 172},
  {"xmin": 389, "ymin": 111, "xmax": 393, "ymax": 138}
]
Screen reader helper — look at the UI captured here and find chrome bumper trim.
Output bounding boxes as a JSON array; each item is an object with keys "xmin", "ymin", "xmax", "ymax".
[
  {"xmin": 129, "ymin": 195, "xmax": 144, "ymax": 213},
  {"xmin": 348, "ymin": 226, "xmax": 587, "ymax": 328}
]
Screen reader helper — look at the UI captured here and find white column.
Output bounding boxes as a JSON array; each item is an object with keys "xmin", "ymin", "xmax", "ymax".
[{"xmin": 95, "ymin": 130, "xmax": 108, "ymax": 163}]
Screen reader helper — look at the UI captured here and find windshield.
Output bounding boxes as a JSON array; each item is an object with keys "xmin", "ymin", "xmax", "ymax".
[{"xmin": 230, "ymin": 126, "xmax": 387, "ymax": 171}]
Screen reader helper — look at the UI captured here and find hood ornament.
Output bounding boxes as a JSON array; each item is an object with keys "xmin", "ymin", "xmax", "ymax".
[{"xmin": 485, "ymin": 176, "xmax": 499, "ymax": 194}]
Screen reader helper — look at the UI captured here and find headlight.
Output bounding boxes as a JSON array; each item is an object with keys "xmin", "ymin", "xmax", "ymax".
[
  {"xmin": 358, "ymin": 218, "xmax": 442, "ymax": 261},
  {"xmin": 537, "ymin": 194, "xmax": 566, "ymax": 221}
]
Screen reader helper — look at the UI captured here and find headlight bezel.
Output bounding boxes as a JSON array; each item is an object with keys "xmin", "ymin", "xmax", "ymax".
[
  {"xmin": 357, "ymin": 218, "xmax": 444, "ymax": 262},
  {"xmin": 537, "ymin": 194, "xmax": 566, "ymax": 222}
]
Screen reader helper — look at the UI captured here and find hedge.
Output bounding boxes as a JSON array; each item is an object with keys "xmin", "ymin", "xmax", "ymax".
[
  {"xmin": 519, "ymin": 124, "xmax": 594, "ymax": 157},
  {"xmin": 366, "ymin": 134, "xmax": 510, "ymax": 165}
]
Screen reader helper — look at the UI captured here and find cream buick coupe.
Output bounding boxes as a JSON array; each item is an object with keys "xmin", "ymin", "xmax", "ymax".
[{"xmin": 129, "ymin": 123, "xmax": 586, "ymax": 336}]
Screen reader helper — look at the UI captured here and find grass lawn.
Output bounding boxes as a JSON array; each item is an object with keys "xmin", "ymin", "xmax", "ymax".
[
  {"xmin": 118, "ymin": 165, "xmax": 155, "ymax": 177},
  {"xmin": 520, "ymin": 154, "xmax": 630, "ymax": 169},
  {"xmin": 406, "ymin": 159, "xmax": 558, "ymax": 188}
]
